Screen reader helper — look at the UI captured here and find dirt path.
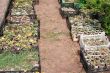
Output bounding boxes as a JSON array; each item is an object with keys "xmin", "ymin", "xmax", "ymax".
[{"xmin": 35, "ymin": 0, "xmax": 85, "ymax": 73}]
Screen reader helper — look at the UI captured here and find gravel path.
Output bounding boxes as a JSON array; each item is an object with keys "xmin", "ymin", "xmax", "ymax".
[{"xmin": 35, "ymin": 0, "xmax": 85, "ymax": 73}]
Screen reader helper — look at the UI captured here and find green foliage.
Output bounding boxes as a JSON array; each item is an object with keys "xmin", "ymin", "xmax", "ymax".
[
  {"xmin": 101, "ymin": 3, "xmax": 110, "ymax": 34},
  {"xmin": 79, "ymin": 0, "xmax": 110, "ymax": 35},
  {"xmin": 0, "ymin": 50, "xmax": 39, "ymax": 70}
]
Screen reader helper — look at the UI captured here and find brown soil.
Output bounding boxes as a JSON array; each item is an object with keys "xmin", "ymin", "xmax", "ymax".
[
  {"xmin": 35, "ymin": 0, "xmax": 85, "ymax": 73},
  {"xmin": 35, "ymin": 0, "xmax": 110, "ymax": 73}
]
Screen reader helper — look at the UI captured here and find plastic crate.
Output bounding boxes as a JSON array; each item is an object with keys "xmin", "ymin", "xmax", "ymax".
[
  {"xmin": 60, "ymin": 7, "xmax": 77, "ymax": 18},
  {"xmin": 67, "ymin": 15, "xmax": 84, "ymax": 25},
  {"xmin": 70, "ymin": 23, "xmax": 105, "ymax": 40},
  {"xmin": 71, "ymin": 25, "xmax": 104, "ymax": 34},
  {"xmin": 7, "ymin": 15, "xmax": 37, "ymax": 24},
  {"xmin": 60, "ymin": 0, "xmax": 74, "ymax": 8},
  {"xmin": 80, "ymin": 49, "xmax": 110, "ymax": 73},
  {"xmin": 79, "ymin": 32, "xmax": 110, "ymax": 48},
  {"xmin": 10, "ymin": 7, "xmax": 35, "ymax": 16},
  {"xmin": 74, "ymin": 3, "xmax": 81, "ymax": 9},
  {"xmin": 81, "ymin": 45, "xmax": 110, "ymax": 53}
]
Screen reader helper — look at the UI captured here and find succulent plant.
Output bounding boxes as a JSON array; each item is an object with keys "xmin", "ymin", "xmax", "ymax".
[
  {"xmin": 82, "ymin": 46, "xmax": 110, "ymax": 70},
  {"xmin": 69, "ymin": 15, "xmax": 104, "ymax": 35},
  {"xmin": 0, "ymin": 23, "xmax": 38, "ymax": 53}
]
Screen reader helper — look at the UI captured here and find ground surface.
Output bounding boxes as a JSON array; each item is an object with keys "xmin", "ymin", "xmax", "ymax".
[{"xmin": 35, "ymin": 0, "xmax": 85, "ymax": 73}]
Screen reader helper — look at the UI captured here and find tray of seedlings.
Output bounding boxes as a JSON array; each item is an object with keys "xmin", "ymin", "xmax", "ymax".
[
  {"xmin": 59, "ymin": 0, "xmax": 74, "ymax": 8},
  {"xmin": 79, "ymin": 33, "xmax": 110, "ymax": 49},
  {"xmin": 12, "ymin": 0, "xmax": 36, "ymax": 7},
  {"xmin": 10, "ymin": 0, "xmax": 35, "ymax": 15},
  {"xmin": 60, "ymin": 7, "xmax": 78, "ymax": 17},
  {"xmin": 67, "ymin": 15, "xmax": 104, "ymax": 41},
  {"xmin": 7, "ymin": 0, "xmax": 36, "ymax": 24},
  {"xmin": 80, "ymin": 46, "xmax": 110, "ymax": 73},
  {"xmin": 7, "ymin": 15, "xmax": 37, "ymax": 24},
  {"xmin": 0, "ymin": 0, "xmax": 40, "ymax": 72}
]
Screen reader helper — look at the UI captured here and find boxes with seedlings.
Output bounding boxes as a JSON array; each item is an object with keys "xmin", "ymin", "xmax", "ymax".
[
  {"xmin": 80, "ymin": 46, "xmax": 110, "ymax": 72},
  {"xmin": 0, "ymin": 0, "xmax": 40, "ymax": 72}
]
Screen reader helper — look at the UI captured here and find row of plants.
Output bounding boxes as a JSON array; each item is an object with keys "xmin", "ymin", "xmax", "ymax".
[
  {"xmin": 68, "ymin": 14, "xmax": 104, "ymax": 41},
  {"xmin": 7, "ymin": 0, "xmax": 37, "ymax": 24},
  {"xmin": 75, "ymin": 0, "xmax": 110, "ymax": 35},
  {"xmin": 59, "ymin": 0, "xmax": 110, "ymax": 72},
  {"xmin": 0, "ymin": 0, "xmax": 40, "ymax": 72},
  {"xmin": 59, "ymin": 0, "xmax": 110, "ymax": 35},
  {"xmin": 0, "ymin": 23, "xmax": 38, "ymax": 53}
]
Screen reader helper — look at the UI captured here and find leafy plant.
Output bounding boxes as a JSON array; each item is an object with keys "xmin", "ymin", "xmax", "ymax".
[{"xmin": 79, "ymin": 0, "xmax": 110, "ymax": 35}]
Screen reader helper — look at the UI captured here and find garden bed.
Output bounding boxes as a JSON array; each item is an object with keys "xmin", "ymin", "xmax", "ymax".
[
  {"xmin": 0, "ymin": 22, "xmax": 40, "ymax": 72},
  {"xmin": 0, "ymin": 0, "xmax": 40, "ymax": 72},
  {"xmin": 0, "ymin": 23, "xmax": 40, "ymax": 72}
]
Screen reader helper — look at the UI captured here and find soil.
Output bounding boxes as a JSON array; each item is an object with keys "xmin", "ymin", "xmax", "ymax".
[
  {"xmin": 35, "ymin": 0, "xmax": 85, "ymax": 73},
  {"xmin": 34, "ymin": 0, "xmax": 110, "ymax": 73}
]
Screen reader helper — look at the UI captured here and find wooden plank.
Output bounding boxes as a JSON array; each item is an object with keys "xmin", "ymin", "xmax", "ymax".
[{"xmin": 0, "ymin": 0, "xmax": 11, "ymax": 27}]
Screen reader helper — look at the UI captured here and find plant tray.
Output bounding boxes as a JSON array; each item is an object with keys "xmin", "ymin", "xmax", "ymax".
[
  {"xmin": 7, "ymin": 15, "xmax": 37, "ymax": 24},
  {"xmin": 10, "ymin": 6, "xmax": 35, "ymax": 16},
  {"xmin": 12, "ymin": 0, "xmax": 34, "ymax": 7},
  {"xmin": 68, "ymin": 15, "xmax": 105, "ymax": 39},
  {"xmin": 80, "ymin": 49, "xmax": 110, "ymax": 73},
  {"xmin": 79, "ymin": 33, "xmax": 110, "ymax": 48},
  {"xmin": 60, "ymin": 7, "xmax": 77, "ymax": 17},
  {"xmin": 71, "ymin": 25, "xmax": 104, "ymax": 36},
  {"xmin": 60, "ymin": 0, "xmax": 74, "ymax": 8}
]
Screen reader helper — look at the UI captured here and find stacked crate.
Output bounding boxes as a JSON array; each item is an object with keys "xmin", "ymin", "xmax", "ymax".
[
  {"xmin": 80, "ymin": 33, "xmax": 110, "ymax": 73},
  {"xmin": 59, "ymin": 0, "xmax": 77, "ymax": 17},
  {"xmin": 80, "ymin": 46, "xmax": 110, "ymax": 73}
]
